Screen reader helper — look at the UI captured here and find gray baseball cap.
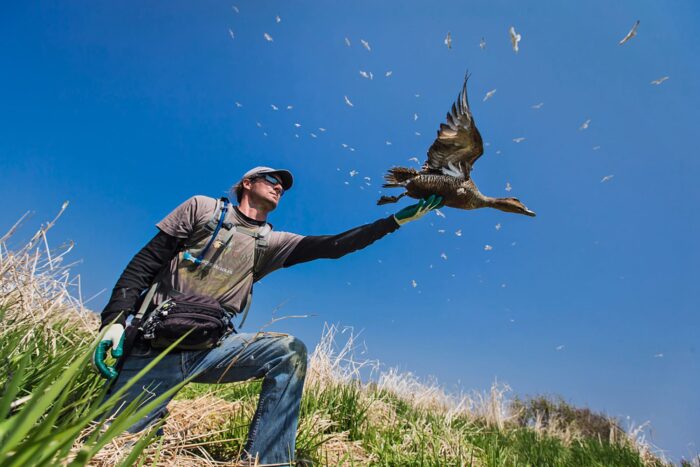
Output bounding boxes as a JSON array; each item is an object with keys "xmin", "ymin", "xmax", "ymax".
[{"xmin": 239, "ymin": 166, "xmax": 294, "ymax": 190}]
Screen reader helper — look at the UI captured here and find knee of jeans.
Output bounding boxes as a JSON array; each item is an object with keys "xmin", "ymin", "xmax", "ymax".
[{"xmin": 284, "ymin": 336, "xmax": 308, "ymax": 372}]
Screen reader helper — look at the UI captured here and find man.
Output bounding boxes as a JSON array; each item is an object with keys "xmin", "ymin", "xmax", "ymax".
[{"xmin": 93, "ymin": 166, "xmax": 442, "ymax": 465}]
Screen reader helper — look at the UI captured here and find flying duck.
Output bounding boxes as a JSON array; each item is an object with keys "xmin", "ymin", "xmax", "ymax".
[{"xmin": 377, "ymin": 74, "xmax": 536, "ymax": 217}]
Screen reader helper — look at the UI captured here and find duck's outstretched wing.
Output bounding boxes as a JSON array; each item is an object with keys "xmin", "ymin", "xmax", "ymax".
[{"xmin": 425, "ymin": 73, "xmax": 483, "ymax": 179}]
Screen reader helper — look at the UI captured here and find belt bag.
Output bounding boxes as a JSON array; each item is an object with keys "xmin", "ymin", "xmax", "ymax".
[{"xmin": 141, "ymin": 293, "xmax": 234, "ymax": 350}]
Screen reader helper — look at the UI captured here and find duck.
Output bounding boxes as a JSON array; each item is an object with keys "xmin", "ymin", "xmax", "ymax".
[{"xmin": 377, "ymin": 73, "xmax": 536, "ymax": 217}]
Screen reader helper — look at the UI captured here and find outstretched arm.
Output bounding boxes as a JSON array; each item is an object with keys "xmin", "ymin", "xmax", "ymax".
[
  {"xmin": 282, "ymin": 216, "xmax": 399, "ymax": 267},
  {"xmin": 283, "ymin": 195, "xmax": 443, "ymax": 267},
  {"xmin": 100, "ymin": 230, "xmax": 183, "ymax": 329}
]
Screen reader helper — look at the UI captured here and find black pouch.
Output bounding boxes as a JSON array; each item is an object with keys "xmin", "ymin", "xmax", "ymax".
[{"xmin": 141, "ymin": 293, "xmax": 234, "ymax": 350}]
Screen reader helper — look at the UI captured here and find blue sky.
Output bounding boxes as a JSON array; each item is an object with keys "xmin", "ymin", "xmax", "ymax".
[{"xmin": 1, "ymin": 1, "xmax": 698, "ymax": 461}]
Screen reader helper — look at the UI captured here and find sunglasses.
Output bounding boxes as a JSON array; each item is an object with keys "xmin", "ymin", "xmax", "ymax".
[{"xmin": 254, "ymin": 174, "xmax": 285, "ymax": 194}]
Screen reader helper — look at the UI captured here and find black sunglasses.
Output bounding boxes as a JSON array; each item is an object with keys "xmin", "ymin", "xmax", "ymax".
[{"xmin": 254, "ymin": 174, "xmax": 285, "ymax": 194}]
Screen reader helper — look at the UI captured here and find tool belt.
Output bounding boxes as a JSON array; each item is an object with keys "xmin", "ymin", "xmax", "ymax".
[{"xmin": 139, "ymin": 292, "xmax": 235, "ymax": 350}]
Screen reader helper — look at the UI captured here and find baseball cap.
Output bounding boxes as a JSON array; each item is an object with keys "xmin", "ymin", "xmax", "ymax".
[{"xmin": 239, "ymin": 166, "xmax": 294, "ymax": 191}]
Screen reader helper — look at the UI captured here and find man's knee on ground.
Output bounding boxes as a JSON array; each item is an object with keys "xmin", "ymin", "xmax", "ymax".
[{"xmin": 283, "ymin": 335, "xmax": 308, "ymax": 374}]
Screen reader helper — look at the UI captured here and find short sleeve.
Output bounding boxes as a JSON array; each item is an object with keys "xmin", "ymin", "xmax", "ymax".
[
  {"xmin": 156, "ymin": 195, "xmax": 217, "ymax": 239},
  {"xmin": 255, "ymin": 231, "xmax": 304, "ymax": 280}
]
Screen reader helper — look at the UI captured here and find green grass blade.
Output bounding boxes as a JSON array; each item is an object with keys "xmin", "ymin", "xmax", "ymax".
[{"xmin": 0, "ymin": 349, "xmax": 30, "ymax": 420}]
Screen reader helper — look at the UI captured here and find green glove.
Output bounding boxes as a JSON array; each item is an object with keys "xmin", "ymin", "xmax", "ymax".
[
  {"xmin": 393, "ymin": 194, "xmax": 444, "ymax": 226},
  {"xmin": 92, "ymin": 323, "xmax": 125, "ymax": 380}
]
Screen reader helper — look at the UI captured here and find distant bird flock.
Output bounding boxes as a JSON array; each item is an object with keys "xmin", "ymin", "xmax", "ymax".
[{"xmin": 225, "ymin": 10, "xmax": 666, "ymax": 343}]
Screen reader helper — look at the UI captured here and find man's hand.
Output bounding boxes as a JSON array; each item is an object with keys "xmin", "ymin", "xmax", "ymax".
[
  {"xmin": 393, "ymin": 194, "xmax": 444, "ymax": 226},
  {"xmin": 92, "ymin": 323, "xmax": 125, "ymax": 380}
]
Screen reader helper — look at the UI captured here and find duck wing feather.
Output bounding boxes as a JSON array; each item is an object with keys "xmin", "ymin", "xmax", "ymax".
[{"xmin": 425, "ymin": 73, "xmax": 483, "ymax": 178}]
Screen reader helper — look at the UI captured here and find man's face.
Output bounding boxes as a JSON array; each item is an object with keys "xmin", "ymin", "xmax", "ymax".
[{"xmin": 244, "ymin": 173, "xmax": 284, "ymax": 210}]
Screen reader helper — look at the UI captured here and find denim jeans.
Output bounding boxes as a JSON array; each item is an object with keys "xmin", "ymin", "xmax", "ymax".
[{"xmin": 107, "ymin": 332, "xmax": 308, "ymax": 465}]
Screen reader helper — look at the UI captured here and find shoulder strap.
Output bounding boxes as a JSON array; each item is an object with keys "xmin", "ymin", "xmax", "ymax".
[
  {"xmin": 188, "ymin": 197, "xmax": 229, "ymax": 266},
  {"xmin": 234, "ymin": 223, "xmax": 271, "ymax": 274},
  {"xmin": 134, "ymin": 281, "xmax": 159, "ymax": 322},
  {"xmin": 235, "ymin": 223, "xmax": 272, "ymax": 329}
]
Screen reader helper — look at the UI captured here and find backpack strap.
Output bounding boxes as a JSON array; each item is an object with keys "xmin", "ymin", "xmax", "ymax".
[
  {"xmin": 184, "ymin": 197, "xmax": 230, "ymax": 266},
  {"xmin": 233, "ymin": 223, "xmax": 272, "ymax": 328}
]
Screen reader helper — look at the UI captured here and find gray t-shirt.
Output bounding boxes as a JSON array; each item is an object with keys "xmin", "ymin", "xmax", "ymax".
[{"xmin": 154, "ymin": 195, "xmax": 303, "ymax": 313}]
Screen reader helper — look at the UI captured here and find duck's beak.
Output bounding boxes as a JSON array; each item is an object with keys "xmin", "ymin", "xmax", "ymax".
[{"xmin": 523, "ymin": 208, "xmax": 536, "ymax": 217}]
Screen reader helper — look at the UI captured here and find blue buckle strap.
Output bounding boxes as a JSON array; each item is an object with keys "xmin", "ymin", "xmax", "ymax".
[{"xmin": 188, "ymin": 198, "xmax": 229, "ymax": 266}]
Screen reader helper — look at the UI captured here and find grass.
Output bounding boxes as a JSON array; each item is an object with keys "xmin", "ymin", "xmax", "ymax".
[{"xmin": 0, "ymin": 205, "xmax": 675, "ymax": 466}]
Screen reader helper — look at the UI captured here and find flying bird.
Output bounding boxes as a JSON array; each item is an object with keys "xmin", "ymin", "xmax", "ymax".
[
  {"xmin": 360, "ymin": 39, "xmax": 371, "ymax": 51},
  {"xmin": 650, "ymin": 76, "xmax": 669, "ymax": 85},
  {"xmin": 619, "ymin": 20, "xmax": 640, "ymax": 45},
  {"xmin": 505, "ymin": 182, "xmax": 512, "ymax": 192},
  {"xmin": 600, "ymin": 175, "xmax": 614, "ymax": 183},
  {"xmin": 228, "ymin": 29, "xmax": 235, "ymax": 40},
  {"xmin": 483, "ymin": 89, "xmax": 497, "ymax": 102},
  {"xmin": 509, "ymin": 26, "xmax": 521, "ymax": 53},
  {"xmin": 408, "ymin": 157, "xmax": 420, "ymax": 164},
  {"xmin": 385, "ymin": 70, "xmax": 393, "ymax": 77},
  {"xmin": 479, "ymin": 37, "xmax": 486, "ymax": 50},
  {"xmin": 579, "ymin": 119, "xmax": 591, "ymax": 130},
  {"xmin": 270, "ymin": 104, "xmax": 279, "ymax": 111},
  {"xmin": 263, "ymin": 32, "xmax": 273, "ymax": 42},
  {"xmin": 275, "ymin": 15, "xmax": 281, "ymax": 23},
  {"xmin": 344, "ymin": 37, "xmax": 351, "ymax": 47},
  {"xmin": 344, "ymin": 95, "xmax": 354, "ymax": 107},
  {"xmin": 359, "ymin": 70, "xmax": 372, "ymax": 79},
  {"xmin": 444, "ymin": 32, "xmax": 452, "ymax": 49},
  {"xmin": 377, "ymin": 74, "xmax": 536, "ymax": 217}
]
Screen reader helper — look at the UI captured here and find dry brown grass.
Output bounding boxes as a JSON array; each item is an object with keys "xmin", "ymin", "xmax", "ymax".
[
  {"xmin": 2, "ymin": 206, "xmax": 667, "ymax": 466},
  {"xmin": 85, "ymin": 396, "xmax": 249, "ymax": 466}
]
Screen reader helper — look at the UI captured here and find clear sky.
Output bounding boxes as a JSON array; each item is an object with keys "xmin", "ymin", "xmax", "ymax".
[{"xmin": 1, "ymin": 1, "xmax": 698, "ymax": 461}]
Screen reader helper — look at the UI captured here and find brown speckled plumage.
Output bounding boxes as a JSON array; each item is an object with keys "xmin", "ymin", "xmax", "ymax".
[{"xmin": 377, "ymin": 73, "xmax": 536, "ymax": 217}]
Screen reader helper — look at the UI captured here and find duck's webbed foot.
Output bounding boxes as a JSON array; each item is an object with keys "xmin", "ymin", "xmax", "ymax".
[{"xmin": 377, "ymin": 193, "xmax": 407, "ymax": 205}]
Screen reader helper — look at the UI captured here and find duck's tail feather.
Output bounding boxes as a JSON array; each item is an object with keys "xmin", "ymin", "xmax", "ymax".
[{"xmin": 383, "ymin": 166, "xmax": 418, "ymax": 187}]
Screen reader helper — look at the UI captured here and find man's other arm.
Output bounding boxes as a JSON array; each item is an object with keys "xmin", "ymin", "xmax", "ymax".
[{"xmin": 100, "ymin": 231, "xmax": 183, "ymax": 329}]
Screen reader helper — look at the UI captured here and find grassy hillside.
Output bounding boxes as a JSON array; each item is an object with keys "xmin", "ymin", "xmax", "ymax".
[{"xmin": 0, "ymin": 208, "xmax": 674, "ymax": 466}]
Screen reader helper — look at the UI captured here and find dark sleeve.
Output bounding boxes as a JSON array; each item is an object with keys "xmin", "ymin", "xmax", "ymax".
[
  {"xmin": 100, "ymin": 230, "xmax": 183, "ymax": 329},
  {"xmin": 283, "ymin": 215, "xmax": 400, "ymax": 268}
]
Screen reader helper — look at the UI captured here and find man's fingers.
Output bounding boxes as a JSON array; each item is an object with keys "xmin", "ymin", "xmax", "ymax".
[
  {"xmin": 94, "ymin": 340, "xmax": 114, "ymax": 379},
  {"xmin": 427, "ymin": 196, "xmax": 442, "ymax": 210},
  {"xmin": 423, "ymin": 195, "xmax": 443, "ymax": 211},
  {"xmin": 111, "ymin": 333, "xmax": 125, "ymax": 359}
]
